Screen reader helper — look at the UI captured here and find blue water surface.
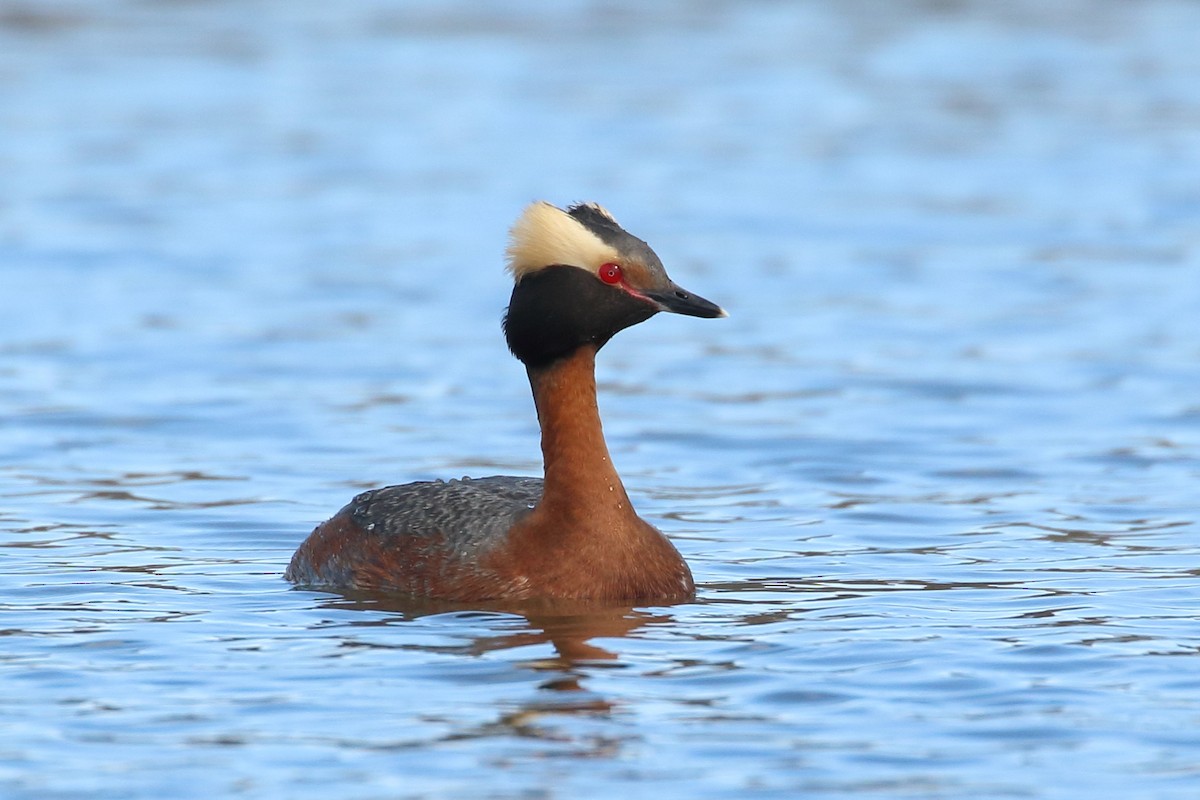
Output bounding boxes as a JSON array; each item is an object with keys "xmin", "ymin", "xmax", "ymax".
[{"xmin": 3, "ymin": 1, "xmax": 1200, "ymax": 798}]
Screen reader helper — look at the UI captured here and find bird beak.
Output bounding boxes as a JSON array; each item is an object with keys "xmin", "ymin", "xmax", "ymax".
[{"xmin": 643, "ymin": 282, "xmax": 728, "ymax": 319}]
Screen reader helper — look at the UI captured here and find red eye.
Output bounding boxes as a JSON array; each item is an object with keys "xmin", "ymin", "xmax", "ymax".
[{"xmin": 599, "ymin": 262, "xmax": 623, "ymax": 285}]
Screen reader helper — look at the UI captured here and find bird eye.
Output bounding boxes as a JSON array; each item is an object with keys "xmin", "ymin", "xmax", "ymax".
[{"xmin": 599, "ymin": 262, "xmax": 623, "ymax": 285}]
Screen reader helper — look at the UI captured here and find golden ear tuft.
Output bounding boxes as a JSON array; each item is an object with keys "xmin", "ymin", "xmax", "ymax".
[{"xmin": 505, "ymin": 201, "xmax": 620, "ymax": 280}]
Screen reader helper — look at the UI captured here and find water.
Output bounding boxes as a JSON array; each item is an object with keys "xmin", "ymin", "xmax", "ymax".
[{"xmin": 3, "ymin": 1, "xmax": 1200, "ymax": 797}]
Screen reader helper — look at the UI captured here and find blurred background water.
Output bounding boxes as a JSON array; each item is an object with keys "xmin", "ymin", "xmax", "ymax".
[{"xmin": 2, "ymin": 1, "xmax": 1199, "ymax": 798}]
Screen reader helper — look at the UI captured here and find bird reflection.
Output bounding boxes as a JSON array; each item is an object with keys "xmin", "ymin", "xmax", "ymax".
[
  {"xmin": 315, "ymin": 590, "xmax": 669, "ymax": 665},
  {"xmin": 306, "ymin": 591, "xmax": 675, "ymax": 751}
]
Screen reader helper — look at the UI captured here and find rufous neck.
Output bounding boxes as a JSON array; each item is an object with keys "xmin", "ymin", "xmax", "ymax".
[{"xmin": 527, "ymin": 345, "xmax": 631, "ymax": 516}]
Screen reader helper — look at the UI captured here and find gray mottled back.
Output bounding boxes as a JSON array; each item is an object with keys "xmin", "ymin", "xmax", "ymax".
[{"xmin": 346, "ymin": 476, "xmax": 543, "ymax": 553}]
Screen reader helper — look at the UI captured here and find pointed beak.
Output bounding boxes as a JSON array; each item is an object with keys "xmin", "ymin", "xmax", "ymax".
[{"xmin": 643, "ymin": 282, "xmax": 728, "ymax": 319}]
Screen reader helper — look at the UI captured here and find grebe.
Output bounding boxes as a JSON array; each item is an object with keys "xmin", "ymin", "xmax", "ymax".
[{"xmin": 285, "ymin": 201, "xmax": 725, "ymax": 603}]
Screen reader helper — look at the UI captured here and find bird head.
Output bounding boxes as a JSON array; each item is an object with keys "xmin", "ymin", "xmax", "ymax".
[{"xmin": 503, "ymin": 201, "xmax": 725, "ymax": 367}]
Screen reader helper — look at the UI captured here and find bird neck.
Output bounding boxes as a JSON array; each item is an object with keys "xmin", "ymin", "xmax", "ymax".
[
  {"xmin": 496, "ymin": 344, "xmax": 693, "ymax": 603},
  {"xmin": 527, "ymin": 345, "xmax": 633, "ymax": 519}
]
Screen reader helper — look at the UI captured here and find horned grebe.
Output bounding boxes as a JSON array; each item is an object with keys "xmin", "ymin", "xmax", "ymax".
[{"xmin": 285, "ymin": 201, "xmax": 725, "ymax": 602}]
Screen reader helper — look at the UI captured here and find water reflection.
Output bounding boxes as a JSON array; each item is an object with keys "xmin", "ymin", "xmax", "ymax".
[
  {"xmin": 294, "ymin": 592, "xmax": 678, "ymax": 752},
  {"xmin": 312, "ymin": 590, "xmax": 669, "ymax": 664}
]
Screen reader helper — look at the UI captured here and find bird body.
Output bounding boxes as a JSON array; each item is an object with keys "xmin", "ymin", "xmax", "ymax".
[{"xmin": 285, "ymin": 202, "xmax": 724, "ymax": 603}]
